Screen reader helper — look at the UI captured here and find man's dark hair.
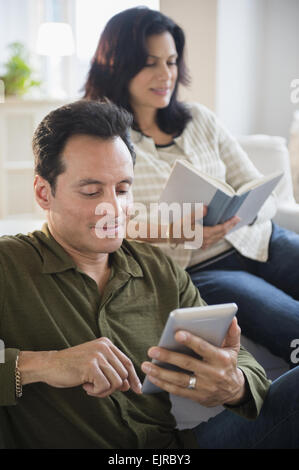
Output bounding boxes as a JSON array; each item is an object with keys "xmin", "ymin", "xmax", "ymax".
[
  {"xmin": 33, "ymin": 99, "xmax": 136, "ymax": 195},
  {"xmin": 83, "ymin": 6, "xmax": 192, "ymax": 136}
]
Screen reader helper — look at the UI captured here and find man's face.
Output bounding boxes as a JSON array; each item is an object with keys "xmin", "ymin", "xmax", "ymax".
[{"xmin": 42, "ymin": 134, "xmax": 134, "ymax": 256}]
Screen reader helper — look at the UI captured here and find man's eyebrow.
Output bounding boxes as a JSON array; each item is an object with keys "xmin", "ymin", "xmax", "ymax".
[{"xmin": 75, "ymin": 177, "xmax": 133, "ymax": 187}]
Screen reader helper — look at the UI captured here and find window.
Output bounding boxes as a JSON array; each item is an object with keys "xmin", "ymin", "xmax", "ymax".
[
  {"xmin": 0, "ymin": 0, "xmax": 160, "ymax": 99},
  {"xmin": 72, "ymin": 0, "xmax": 160, "ymax": 97},
  {"xmin": 75, "ymin": 0, "xmax": 159, "ymax": 61}
]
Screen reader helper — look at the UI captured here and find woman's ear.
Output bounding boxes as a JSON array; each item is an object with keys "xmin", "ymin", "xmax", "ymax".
[{"xmin": 34, "ymin": 175, "xmax": 53, "ymax": 210}]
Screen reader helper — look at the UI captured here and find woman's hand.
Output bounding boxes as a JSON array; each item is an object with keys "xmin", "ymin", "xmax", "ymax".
[
  {"xmin": 170, "ymin": 205, "xmax": 240, "ymax": 248},
  {"xmin": 201, "ymin": 213, "xmax": 240, "ymax": 250},
  {"xmin": 126, "ymin": 204, "xmax": 240, "ymax": 248}
]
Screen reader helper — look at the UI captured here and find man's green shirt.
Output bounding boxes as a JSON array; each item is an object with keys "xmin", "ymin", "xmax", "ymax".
[{"xmin": 0, "ymin": 225, "xmax": 270, "ymax": 448}]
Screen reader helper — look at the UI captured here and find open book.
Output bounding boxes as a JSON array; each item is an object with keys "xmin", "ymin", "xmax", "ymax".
[{"xmin": 159, "ymin": 159, "xmax": 283, "ymax": 232}]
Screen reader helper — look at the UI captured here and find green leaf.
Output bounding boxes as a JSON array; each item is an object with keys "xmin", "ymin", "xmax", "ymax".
[{"xmin": 1, "ymin": 41, "xmax": 41, "ymax": 96}]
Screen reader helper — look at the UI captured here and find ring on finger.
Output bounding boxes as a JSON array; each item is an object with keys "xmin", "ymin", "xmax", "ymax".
[{"xmin": 187, "ymin": 374, "xmax": 197, "ymax": 390}]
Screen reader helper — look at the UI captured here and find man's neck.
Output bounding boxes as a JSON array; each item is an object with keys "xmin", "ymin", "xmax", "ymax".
[{"xmin": 47, "ymin": 224, "xmax": 111, "ymax": 291}]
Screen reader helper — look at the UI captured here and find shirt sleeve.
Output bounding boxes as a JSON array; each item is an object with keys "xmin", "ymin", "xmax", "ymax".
[
  {"xmin": 174, "ymin": 259, "xmax": 207, "ymax": 309},
  {"xmin": 0, "ymin": 253, "xmax": 19, "ymax": 406},
  {"xmin": 228, "ymin": 346, "xmax": 272, "ymax": 420}
]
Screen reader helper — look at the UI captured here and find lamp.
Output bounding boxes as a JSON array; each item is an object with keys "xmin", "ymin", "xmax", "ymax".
[{"xmin": 36, "ymin": 22, "xmax": 75, "ymax": 99}]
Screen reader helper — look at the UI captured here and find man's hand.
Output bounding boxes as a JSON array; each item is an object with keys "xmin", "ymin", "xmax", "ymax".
[
  {"xmin": 141, "ymin": 317, "xmax": 247, "ymax": 407},
  {"xmin": 19, "ymin": 337, "xmax": 142, "ymax": 398}
]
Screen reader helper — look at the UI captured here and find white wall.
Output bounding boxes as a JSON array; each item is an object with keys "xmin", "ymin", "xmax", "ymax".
[
  {"xmin": 215, "ymin": 0, "xmax": 299, "ymax": 139},
  {"xmin": 0, "ymin": 0, "xmax": 43, "ymax": 68},
  {"xmin": 160, "ymin": 0, "xmax": 217, "ymax": 111},
  {"xmin": 215, "ymin": 0, "xmax": 265, "ymax": 136},
  {"xmin": 258, "ymin": 0, "xmax": 299, "ymax": 139}
]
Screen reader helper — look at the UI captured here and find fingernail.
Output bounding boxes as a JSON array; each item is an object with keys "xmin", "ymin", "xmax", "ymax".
[
  {"xmin": 148, "ymin": 348, "xmax": 160, "ymax": 359},
  {"xmin": 176, "ymin": 331, "xmax": 187, "ymax": 342},
  {"xmin": 142, "ymin": 363, "xmax": 152, "ymax": 373}
]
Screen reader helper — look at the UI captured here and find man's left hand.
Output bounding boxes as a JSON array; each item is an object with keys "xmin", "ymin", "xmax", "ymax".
[{"xmin": 141, "ymin": 317, "xmax": 247, "ymax": 407}]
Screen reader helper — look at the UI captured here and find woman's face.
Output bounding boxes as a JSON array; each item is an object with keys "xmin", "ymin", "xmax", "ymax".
[{"xmin": 128, "ymin": 32, "xmax": 178, "ymax": 113}]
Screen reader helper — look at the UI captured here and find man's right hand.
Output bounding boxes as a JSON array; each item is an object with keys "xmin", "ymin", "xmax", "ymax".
[{"xmin": 18, "ymin": 337, "xmax": 142, "ymax": 398}]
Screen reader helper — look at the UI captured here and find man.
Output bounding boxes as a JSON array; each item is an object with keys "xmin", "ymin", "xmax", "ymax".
[{"xmin": 0, "ymin": 100, "xmax": 298, "ymax": 449}]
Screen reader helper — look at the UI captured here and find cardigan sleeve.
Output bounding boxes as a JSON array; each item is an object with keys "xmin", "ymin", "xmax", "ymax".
[{"xmin": 216, "ymin": 118, "xmax": 277, "ymax": 224}]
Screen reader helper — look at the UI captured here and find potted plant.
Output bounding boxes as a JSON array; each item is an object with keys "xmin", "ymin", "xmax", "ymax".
[{"xmin": 0, "ymin": 42, "xmax": 41, "ymax": 97}]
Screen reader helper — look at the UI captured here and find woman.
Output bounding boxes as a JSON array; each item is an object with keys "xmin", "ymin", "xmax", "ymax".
[{"xmin": 84, "ymin": 6, "xmax": 299, "ymax": 366}]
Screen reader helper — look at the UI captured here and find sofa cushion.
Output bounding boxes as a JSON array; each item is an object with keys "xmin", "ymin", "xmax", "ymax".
[{"xmin": 237, "ymin": 135, "xmax": 295, "ymax": 204}]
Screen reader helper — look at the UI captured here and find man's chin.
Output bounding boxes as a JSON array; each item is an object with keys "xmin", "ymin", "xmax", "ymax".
[
  {"xmin": 91, "ymin": 226, "xmax": 125, "ymax": 252},
  {"xmin": 94, "ymin": 225, "xmax": 125, "ymax": 240}
]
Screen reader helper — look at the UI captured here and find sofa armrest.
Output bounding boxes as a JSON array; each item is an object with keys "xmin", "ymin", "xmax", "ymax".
[
  {"xmin": 273, "ymin": 203, "xmax": 299, "ymax": 233},
  {"xmin": 0, "ymin": 217, "xmax": 44, "ymax": 236},
  {"xmin": 237, "ymin": 135, "xmax": 296, "ymax": 204}
]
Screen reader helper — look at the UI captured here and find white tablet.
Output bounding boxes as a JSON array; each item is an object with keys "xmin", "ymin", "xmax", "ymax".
[{"xmin": 142, "ymin": 303, "xmax": 238, "ymax": 394}]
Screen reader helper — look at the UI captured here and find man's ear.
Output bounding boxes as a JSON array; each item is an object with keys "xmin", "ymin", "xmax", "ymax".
[{"xmin": 34, "ymin": 175, "xmax": 53, "ymax": 210}]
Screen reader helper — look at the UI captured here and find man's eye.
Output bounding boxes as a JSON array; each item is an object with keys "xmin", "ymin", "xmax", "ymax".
[
  {"xmin": 82, "ymin": 192, "xmax": 99, "ymax": 197},
  {"xmin": 117, "ymin": 190, "xmax": 129, "ymax": 195}
]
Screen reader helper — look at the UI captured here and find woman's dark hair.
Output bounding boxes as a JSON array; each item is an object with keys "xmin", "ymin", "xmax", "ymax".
[
  {"xmin": 33, "ymin": 99, "xmax": 135, "ymax": 195},
  {"xmin": 83, "ymin": 6, "xmax": 192, "ymax": 136}
]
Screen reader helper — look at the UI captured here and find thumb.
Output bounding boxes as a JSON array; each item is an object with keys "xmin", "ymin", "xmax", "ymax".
[
  {"xmin": 193, "ymin": 204, "xmax": 207, "ymax": 220},
  {"xmin": 222, "ymin": 317, "xmax": 241, "ymax": 352}
]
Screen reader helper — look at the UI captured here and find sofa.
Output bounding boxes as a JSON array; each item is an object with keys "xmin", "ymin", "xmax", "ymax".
[{"xmin": 0, "ymin": 134, "xmax": 298, "ymax": 433}]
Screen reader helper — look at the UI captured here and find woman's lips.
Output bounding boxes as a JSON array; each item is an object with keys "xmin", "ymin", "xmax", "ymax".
[{"xmin": 150, "ymin": 87, "xmax": 170, "ymax": 96}]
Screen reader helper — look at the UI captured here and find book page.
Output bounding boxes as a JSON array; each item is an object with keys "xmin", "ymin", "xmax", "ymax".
[
  {"xmin": 229, "ymin": 172, "xmax": 283, "ymax": 232},
  {"xmin": 176, "ymin": 160, "xmax": 235, "ymax": 196},
  {"xmin": 236, "ymin": 171, "xmax": 283, "ymax": 195}
]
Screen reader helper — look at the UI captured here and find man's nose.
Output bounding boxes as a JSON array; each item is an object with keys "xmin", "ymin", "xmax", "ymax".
[{"xmin": 95, "ymin": 193, "xmax": 123, "ymax": 219}]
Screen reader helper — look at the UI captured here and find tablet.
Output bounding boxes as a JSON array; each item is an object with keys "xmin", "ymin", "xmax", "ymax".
[{"xmin": 142, "ymin": 303, "xmax": 238, "ymax": 393}]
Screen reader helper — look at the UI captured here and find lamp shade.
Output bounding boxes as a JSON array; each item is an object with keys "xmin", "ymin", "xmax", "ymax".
[{"xmin": 36, "ymin": 22, "xmax": 75, "ymax": 56}]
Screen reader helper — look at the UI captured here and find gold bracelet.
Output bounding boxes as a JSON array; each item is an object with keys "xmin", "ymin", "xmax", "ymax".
[
  {"xmin": 15, "ymin": 355, "xmax": 23, "ymax": 399},
  {"xmin": 165, "ymin": 224, "xmax": 178, "ymax": 250}
]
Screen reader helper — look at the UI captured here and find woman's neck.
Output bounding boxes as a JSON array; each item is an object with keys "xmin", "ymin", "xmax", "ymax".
[
  {"xmin": 133, "ymin": 105, "xmax": 157, "ymax": 134},
  {"xmin": 132, "ymin": 105, "xmax": 174, "ymax": 146}
]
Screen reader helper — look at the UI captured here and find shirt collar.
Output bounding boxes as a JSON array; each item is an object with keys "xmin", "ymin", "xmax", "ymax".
[
  {"xmin": 130, "ymin": 128, "xmax": 191, "ymax": 157},
  {"xmin": 33, "ymin": 223, "xmax": 143, "ymax": 278},
  {"xmin": 110, "ymin": 240, "xmax": 144, "ymax": 279}
]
